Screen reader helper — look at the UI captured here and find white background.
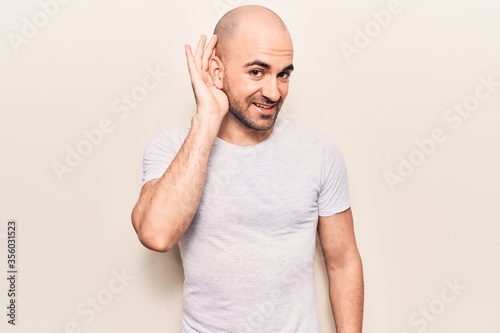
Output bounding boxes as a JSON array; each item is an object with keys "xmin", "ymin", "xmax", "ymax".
[{"xmin": 1, "ymin": 0, "xmax": 499, "ymax": 332}]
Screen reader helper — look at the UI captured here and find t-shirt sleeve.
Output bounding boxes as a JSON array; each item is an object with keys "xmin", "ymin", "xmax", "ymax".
[
  {"xmin": 318, "ymin": 139, "xmax": 351, "ymax": 216},
  {"xmin": 142, "ymin": 129, "xmax": 187, "ymax": 184}
]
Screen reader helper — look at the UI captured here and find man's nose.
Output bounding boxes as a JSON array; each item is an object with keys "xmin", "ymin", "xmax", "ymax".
[{"xmin": 261, "ymin": 78, "xmax": 280, "ymax": 103}]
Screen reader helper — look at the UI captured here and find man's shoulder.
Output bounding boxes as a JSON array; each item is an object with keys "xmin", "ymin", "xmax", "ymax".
[
  {"xmin": 277, "ymin": 117, "xmax": 340, "ymax": 150},
  {"xmin": 145, "ymin": 127, "xmax": 190, "ymax": 153}
]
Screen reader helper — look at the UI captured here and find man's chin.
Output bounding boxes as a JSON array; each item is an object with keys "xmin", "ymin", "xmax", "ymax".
[
  {"xmin": 247, "ymin": 111, "xmax": 279, "ymax": 131},
  {"xmin": 229, "ymin": 105, "xmax": 280, "ymax": 131}
]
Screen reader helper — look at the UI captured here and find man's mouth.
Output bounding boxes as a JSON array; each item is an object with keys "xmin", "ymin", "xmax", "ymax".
[
  {"xmin": 252, "ymin": 103, "xmax": 276, "ymax": 115},
  {"xmin": 253, "ymin": 103, "xmax": 276, "ymax": 110}
]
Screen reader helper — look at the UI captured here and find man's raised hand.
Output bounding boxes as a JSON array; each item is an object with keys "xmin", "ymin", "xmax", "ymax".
[{"xmin": 185, "ymin": 35, "xmax": 229, "ymax": 121}]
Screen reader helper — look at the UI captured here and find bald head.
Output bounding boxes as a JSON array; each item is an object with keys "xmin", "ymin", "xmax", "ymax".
[{"xmin": 214, "ymin": 5, "xmax": 291, "ymax": 61}]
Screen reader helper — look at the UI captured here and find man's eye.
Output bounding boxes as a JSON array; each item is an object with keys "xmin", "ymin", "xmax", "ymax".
[
  {"xmin": 278, "ymin": 72, "xmax": 291, "ymax": 79},
  {"xmin": 250, "ymin": 70, "xmax": 263, "ymax": 77}
]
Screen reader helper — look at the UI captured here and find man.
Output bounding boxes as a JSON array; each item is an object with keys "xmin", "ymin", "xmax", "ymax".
[{"xmin": 131, "ymin": 5, "xmax": 363, "ymax": 333}]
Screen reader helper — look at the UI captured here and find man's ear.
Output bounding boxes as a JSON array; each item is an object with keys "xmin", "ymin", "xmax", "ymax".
[{"xmin": 209, "ymin": 55, "xmax": 224, "ymax": 89}]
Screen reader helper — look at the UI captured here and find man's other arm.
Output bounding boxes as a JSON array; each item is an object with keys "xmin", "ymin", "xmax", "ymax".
[{"xmin": 317, "ymin": 208, "xmax": 364, "ymax": 333}]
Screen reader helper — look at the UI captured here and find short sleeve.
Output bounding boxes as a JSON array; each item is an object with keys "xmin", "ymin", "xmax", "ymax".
[
  {"xmin": 317, "ymin": 139, "xmax": 351, "ymax": 216},
  {"xmin": 142, "ymin": 128, "xmax": 188, "ymax": 184}
]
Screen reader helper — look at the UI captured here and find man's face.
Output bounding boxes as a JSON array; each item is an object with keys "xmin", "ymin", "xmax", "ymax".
[{"xmin": 221, "ymin": 25, "xmax": 294, "ymax": 131}]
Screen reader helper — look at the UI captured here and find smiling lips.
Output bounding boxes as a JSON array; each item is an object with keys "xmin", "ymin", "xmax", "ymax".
[
  {"xmin": 253, "ymin": 102, "xmax": 276, "ymax": 114},
  {"xmin": 254, "ymin": 103, "xmax": 273, "ymax": 108}
]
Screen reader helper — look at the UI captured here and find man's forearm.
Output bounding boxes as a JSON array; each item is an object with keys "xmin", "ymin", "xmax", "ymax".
[
  {"xmin": 327, "ymin": 256, "xmax": 364, "ymax": 333},
  {"xmin": 132, "ymin": 113, "xmax": 221, "ymax": 251}
]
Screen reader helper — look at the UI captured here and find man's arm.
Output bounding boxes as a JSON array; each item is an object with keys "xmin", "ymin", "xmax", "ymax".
[
  {"xmin": 131, "ymin": 35, "xmax": 228, "ymax": 252},
  {"xmin": 317, "ymin": 208, "xmax": 364, "ymax": 333}
]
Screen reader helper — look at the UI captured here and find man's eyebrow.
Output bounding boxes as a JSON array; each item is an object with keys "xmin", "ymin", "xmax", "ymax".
[
  {"xmin": 243, "ymin": 60, "xmax": 271, "ymax": 69},
  {"xmin": 243, "ymin": 60, "xmax": 294, "ymax": 72}
]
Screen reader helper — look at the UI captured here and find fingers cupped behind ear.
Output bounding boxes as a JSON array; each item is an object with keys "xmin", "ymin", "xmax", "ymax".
[
  {"xmin": 194, "ymin": 35, "xmax": 207, "ymax": 68},
  {"xmin": 202, "ymin": 35, "xmax": 217, "ymax": 72},
  {"xmin": 184, "ymin": 44, "xmax": 196, "ymax": 77}
]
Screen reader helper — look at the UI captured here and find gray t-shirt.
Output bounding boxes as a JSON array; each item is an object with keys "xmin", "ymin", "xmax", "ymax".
[{"xmin": 142, "ymin": 117, "xmax": 351, "ymax": 333}]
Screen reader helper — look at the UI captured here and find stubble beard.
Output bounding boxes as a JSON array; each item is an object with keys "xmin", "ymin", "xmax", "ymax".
[{"xmin": 224, "ymin": 82, "xmax": 281, "ymax": 131}]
